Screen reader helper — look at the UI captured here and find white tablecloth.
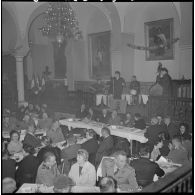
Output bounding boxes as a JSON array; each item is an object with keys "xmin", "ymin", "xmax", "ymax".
[{"xmin": 59, "ymin": 119, "xmax": 148, "ymax": 143}]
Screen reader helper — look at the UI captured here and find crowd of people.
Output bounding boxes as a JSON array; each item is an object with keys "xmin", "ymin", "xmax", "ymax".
[{"xmin": 2, "ymin": 96, "xmax": 192, "ymax": 193}]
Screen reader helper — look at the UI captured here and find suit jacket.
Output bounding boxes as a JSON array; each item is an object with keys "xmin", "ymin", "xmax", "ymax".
[
  {"xmin": 95, "ymin": 136, "xmax": 114, "ymax": 167},
  {"xmin": 2, "ymin": 159, "xmax": 16, "ymax": 180},
  {"xmin": 134, "ymin": 119, "xmax": 146, "ymax": 130},
  {"xmin": 69, "ymin": 161, "xmax": 96, "ymax": 186},
  {"xmin": 36, "ymin": 162, "xmax": 60, "ymax": 186},
  {"xmin": 81, "ymin": 138, "xmax": 99, "ymax": 155},
  {"xmin": 166, "ymin": 122, "xmax": 178, "ymax": 139},
  {"xmin": 23, "ymin": 133, "xmax": 42, "ymax": 148},
  {"xmin": 61, "ymin": 144, "xmax": 81, "ymax": 160},
  {"xmin": 99, "ymin": 114, "xmax": 110, "ymax": 124},
  {"xmin": 130, "ymin": 157, "xmax": 165, "ymax": 187},
  {"xmin": 101, "ymin": 158, "xmax": 139, "ymax": 192},
  {"xmin": 16, "ymin": 154, "xmax": 39, "ymax": 187}
]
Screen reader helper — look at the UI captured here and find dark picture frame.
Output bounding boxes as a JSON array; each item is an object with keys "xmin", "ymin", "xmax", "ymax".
[
  {"xmin": 145, "ymin": 18, "xmax": 174, "ymax": 61},
  {"xmin": 88, "ymin": 31, "xmax": 111, "ymax": 79}
]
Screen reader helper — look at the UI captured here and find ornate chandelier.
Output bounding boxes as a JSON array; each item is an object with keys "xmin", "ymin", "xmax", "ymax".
[{"xmin": 40, "ymin": 2, "xmax": 82, "ymax": 46}]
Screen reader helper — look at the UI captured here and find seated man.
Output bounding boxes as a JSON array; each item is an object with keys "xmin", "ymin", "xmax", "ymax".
[
  {"xmin": 101, "ymin": 150, "xmax": 139, "ymax": 192},
  {"xmin": 95, "ymin": 127, "xmax": 114, "ymax": 167},
  {"xmin": 130, "ymin": 145, "xmax": 165, "ymax": 187},
  {"xmin": 108, "ymin": 110, "xmax": 121, "ymax": 126},
  {"xmin": 164, "ymin": 115, "xmax": 178, "ymax": 139},
  {"xmin": 84, "ymin": 107, "xmax": 96, "ymax": 121},
  {"xmin": 46, "ymin": 119, "xmax": 65, "ymax": 144},
  {"xmin": 23, "ymin": 121, "xmax": 42, "ymax": 148},
  {"xmin": 37, "ymin": 136, "xmax": 61, "ymax": 167},
  {"xmin": 75, "ymin": 103, "xmax": 88, "ymax": 119},
  {"xmin": 144, "ymin": 117, "xmax": 168, "ymax": 152},
  {"xmin": 36, "ymin": 152, "xmax": 60, "ymax": 186},
  {"xmin": 81, "ymin": 129, "xmax": 99, "ymax": 165},
  {"xmin": 122, "ymin": 112, "xmax": 134, "ymax": 127},
  {"xmin": 167, "ymin": 136, "xmax": 191, "ymax": 165},
  {"xmin": 129, "ymin": 75, "xmax": 140, "ymax": 105},
  {"xmin": 133, "ymin": 113, "xmax": 146, "ymax": 130},
  {"xmin": 97, "ymin": 108, "xmax": 110, "ymax": 124}
]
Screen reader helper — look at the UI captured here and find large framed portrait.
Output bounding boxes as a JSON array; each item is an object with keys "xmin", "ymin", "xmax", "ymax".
[
  {"xmin": 145, "ymin": 18, "xmax": 174, "ymax": 61},
  {"xmin": 88, "ymin": 31, "xmax": 111, "ymax": 79}
]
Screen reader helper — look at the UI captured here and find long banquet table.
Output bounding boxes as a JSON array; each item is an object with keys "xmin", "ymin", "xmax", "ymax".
[{"xmin": 59, "ymin": 119, "xmax": 148, "ymax": 155}]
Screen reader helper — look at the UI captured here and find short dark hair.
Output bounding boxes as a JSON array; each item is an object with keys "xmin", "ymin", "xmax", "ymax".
[
  {"xmin": 86, "ymin": 129, "xmax": 97, "ymax": 138},
  {"xmin": 10, "ymin": 130, "xmax": 20, "ymax": 140},
  {"xmin": 115, "ymin": 71, "xmax": 120, "ymax": 76},
  {"xmin": 113, "ymin": 150, "xmax": 127, "ymax": 158},
  {"xmin": 179, "ymin": 123, "xmax": 189, "ymax": 131},
  {"xmin": 23, "ymin": 144, "xmax": 35, "ymax": 155},
  {"xmin": 139, "ymin": 145, "xmax": 150, "ymax": 156},
  {"xmin": 134, "ymin": 113, "xmax": 141, "ymax": 119},
  {"xmin": 101, "ymin": 127, "xmax": 111, "ymax": 135},
  {"xmin": 99, "ymin": 176, "xmax": 116, "ymax": 192},
  {"xmin": 153, "ymin": 137, "xmax": 163, "ymax": 146}
]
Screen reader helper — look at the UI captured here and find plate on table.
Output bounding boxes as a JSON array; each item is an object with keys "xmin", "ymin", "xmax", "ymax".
[
  {"xmin": 111, "ymin": 125, "xmax": 117, "ymax": 129},
  {"xmin": 67, "ymin": 118, "xmax": 74, "ymax": 122}
]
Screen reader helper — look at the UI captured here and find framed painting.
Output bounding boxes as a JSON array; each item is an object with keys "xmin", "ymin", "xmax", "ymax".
[
  {"xmin": 88, "ymin": 31, "xmax": 111, "ymax": 79},
  {"xmin": 145, "ymin": 18, "xmax": 174, "ymax": 61}
]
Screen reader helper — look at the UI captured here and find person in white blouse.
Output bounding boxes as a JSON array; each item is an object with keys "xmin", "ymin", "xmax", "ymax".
[{"xmin": 68, "ymin": 149, "xmax": 96, "ymax": 186}]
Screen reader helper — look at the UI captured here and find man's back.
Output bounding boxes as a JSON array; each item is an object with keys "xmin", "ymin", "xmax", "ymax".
[{"xmin": 130, "ymin": 158, "xmax": 164, "ymax": 187}]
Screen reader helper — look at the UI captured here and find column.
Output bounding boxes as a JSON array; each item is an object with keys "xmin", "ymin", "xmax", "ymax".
[{"xmin": 15, "ymin": 55, "xmax": 25, "ymax": 106}]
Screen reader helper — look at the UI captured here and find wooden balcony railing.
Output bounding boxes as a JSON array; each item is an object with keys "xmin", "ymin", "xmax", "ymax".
[{"xmin": 141, "ymin": 163, "xmax": 192, "ymax": 192}]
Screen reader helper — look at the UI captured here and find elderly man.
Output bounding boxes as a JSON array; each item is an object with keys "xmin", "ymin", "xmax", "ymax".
[
  {"xmin": 95, "ymin": 127, "xmax": 114, "ymax": 167},
  {"xmin": 98, "ymin": 108, "xmax": 110, "ymax": 124},
  {"xmin": 101, "ymin": 150, "xmax": 139, "ymax": 192},
  {"xmin": 108, "ymin": 110, "xmax": 121, "ymax": 126}
]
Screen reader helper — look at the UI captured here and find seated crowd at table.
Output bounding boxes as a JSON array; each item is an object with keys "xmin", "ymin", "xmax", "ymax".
[{"xmin": 2, "ymin": 102, "xmax": 192, "ymax": 193}]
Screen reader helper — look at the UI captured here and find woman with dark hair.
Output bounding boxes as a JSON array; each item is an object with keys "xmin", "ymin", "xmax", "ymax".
[
  {"xmin": 15, "ymin": 144, "xmax": 39, "ymax": 187},
  {"xmin": 178, "ymin": 123, "xmax": 191, "ymax": 141},
  {"xmin": 7, "ymin": 130, "xmax": 23, "ymax": 155}
]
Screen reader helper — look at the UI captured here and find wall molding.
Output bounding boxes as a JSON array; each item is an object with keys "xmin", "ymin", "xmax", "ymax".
[{"xmin": 179, "ymin": 45, "xmax": 192, "ymax": 50}]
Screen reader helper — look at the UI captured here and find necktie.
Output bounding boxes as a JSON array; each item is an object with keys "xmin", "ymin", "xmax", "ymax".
[
  {"xmin": 79, "ymin": 166, "xmax": 83, "ymax": 177},
  {"xmin": 114, "ymin": 168, "xmax": 120, "ymax": 175}
]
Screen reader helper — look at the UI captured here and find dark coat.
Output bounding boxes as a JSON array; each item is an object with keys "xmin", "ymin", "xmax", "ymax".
[
  {"xmin": 160, "ymin": 73, "xmax": 172, "ymax": 96},
  {"xmin": 75, "ymin": 109, "xmax": 88, "ymax": 119},
  {"xmin": 130, "ymin": 157, "xmax": 165, "ymax": 187},
  {"xmin": 95, "ymin": 135, "xmax": 114, "ymax": 167},
  {"xmin": 2, "ymin": 159, "xmax": 16, "ymax": 180},
  {"xmin": 98, "ymin": 113, "xmax": 110, "ymax": 124},
  {"xmin": 165, "ymin": 122, "xmax": 178, "ymax": 139},
  {"xmin": 134, "ymin": 118, "xmax": 146, "ymax": 130},
  {"xmin": 16, "ymin": 154, "xmax": 39, "ymax": 187},
  {"xmin": 81, "ymin": 138, "xmax": 99, "ymax": 155}
]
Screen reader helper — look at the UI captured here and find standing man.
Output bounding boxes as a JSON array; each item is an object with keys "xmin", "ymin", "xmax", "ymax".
[
  {"xmin": 112, "ymin": 71, "xmax": 126, "ymax": 100},
  {"xmin": 129, "ymin": 75, "xmax": 140, "ymax": 105}
]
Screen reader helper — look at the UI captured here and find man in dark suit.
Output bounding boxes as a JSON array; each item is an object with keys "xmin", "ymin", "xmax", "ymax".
[
  {"xmin": 101, "ymin": 151, "xmax": 139, "ymax": 192},
  {"xmin": 81, "ymin": 129, "xmax": 99, "ymax": 165},
  {"xmin": 144, "ymin": 117, "xmax": 169, "ymax": 152},
  {"xmin": 130, "ymin": 145, "xmax": 165, "ymax": 187},
  {"xmin": 95, "ymin": 127, "xmax": 114, "ymax": 167},
  {"xmin": 98, "ymin": 108, "xmax": 110, "ymax": 124},
  {"xmin": 75, "ymin": 103, "xmax": 88, "ymax": 119},
  {"xmin": 164, "ymin": 115, "xmax": 178, "ymax": 139},
  {"xmin": 133, "ymin": 113, "xmax": 146, "ymax": 130}
]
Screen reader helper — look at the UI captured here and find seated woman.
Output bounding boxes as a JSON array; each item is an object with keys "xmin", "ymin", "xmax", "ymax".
[
  {"xmin": 23, "ymin": 120, "xmax": 42, "ymax": 148},
  {"xmin": 38, "ymin": 112, "xmax": 53, "ymax": 131},
  {"xmin": 15, "ymin": 144, "xmax": 39, "ymax": 187},
  {"xmin": 177, "ymin": 123, "xmax": 191, "ymax": 141},
  {"xmin": 36, "ymin": 151, "xmax": 60, "ymax": 186},
  {"xmin": 68, "ymin": 149, "xmax": 96, "ymax": 186},
  {"xmin": 150, "ymin": 138, "xmax": 163, "ymax": 161},
  {"xmin": 7, "ymin": 130, "xmax": 23, "ymax": 155},
  {"xmin": 167, "ymin": 136, "xmax": 190, "ymax": 165},
  {"xmin": 81, "ymin": 129, "xmax": 99, "ymax": 165},
  {"xmin": 46, "ymin": 119, "xmax": 65, "ymax": 144}
]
